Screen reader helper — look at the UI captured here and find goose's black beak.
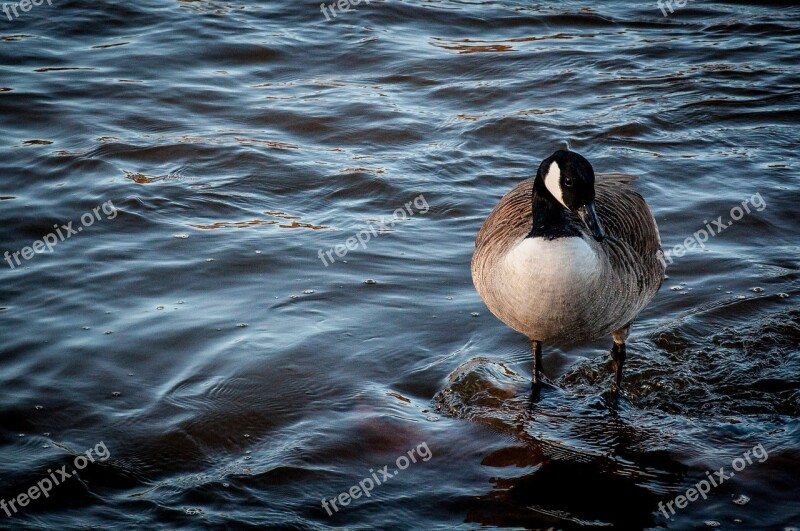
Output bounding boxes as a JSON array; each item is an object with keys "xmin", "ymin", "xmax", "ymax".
[{"xmin": 577, "ymin": 202, "xmax": 605, "ymax": 242}]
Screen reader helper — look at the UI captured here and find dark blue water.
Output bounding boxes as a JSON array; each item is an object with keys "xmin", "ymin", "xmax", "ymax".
[{"xmin": 1, "ymin": 1, "xmax": 798, "ymax": 529}]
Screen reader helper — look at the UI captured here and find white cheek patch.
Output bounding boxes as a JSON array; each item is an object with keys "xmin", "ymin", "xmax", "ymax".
[{"xmin": 544, "ymin": 161, "xmax": 567, "ymax": 208}]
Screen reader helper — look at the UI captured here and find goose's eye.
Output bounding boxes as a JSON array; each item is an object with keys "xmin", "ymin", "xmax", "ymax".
[{"xmin": 563, "ymin": 177, "xmax": 573, "ymax": 187}]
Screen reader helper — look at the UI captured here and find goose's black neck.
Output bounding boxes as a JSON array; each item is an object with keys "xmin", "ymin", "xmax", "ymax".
[{"xmin": 528, "ymin": 182, "xmax": 580, "ymax": 240}]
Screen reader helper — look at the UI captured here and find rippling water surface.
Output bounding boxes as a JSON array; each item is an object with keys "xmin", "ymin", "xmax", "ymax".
[{"xmin": 1, "ymin": 1, "xmax": 799, "ymax": 529}]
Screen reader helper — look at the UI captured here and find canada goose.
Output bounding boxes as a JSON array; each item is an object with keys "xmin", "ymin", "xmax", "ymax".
[{"xmin": 471, "ymin": 150, "xmax": 665, "ymax": 394}]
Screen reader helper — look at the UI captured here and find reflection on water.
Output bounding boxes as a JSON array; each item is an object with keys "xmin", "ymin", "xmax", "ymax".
[{"xmin": 0, "ymin": 0, "xmax": 798, "ymax": 529}]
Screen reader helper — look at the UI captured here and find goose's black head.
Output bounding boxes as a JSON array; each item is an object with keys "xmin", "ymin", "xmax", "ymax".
[{"xmin": 532, "ymin": 150, "xmax": 606, "ymax": 242}]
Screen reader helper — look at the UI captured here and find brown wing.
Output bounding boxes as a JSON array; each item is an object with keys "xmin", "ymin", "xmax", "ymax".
[
  {"xmin": 594, "ymin": 180, "xmax": 662, "ymax": 264},
  {"xmin": 474, "ymin": 178, "xmax": 534, "ymax": 259},
  {"xmin": 593, "ymin": 179, "xmax": 666, "ymax": 299}
]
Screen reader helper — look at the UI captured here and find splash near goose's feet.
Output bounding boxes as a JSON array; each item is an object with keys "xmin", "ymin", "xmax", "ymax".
[
  {"xmin": 529, "ymin": 380, "xmax": 558, "ymax": 402},
  {"xmin": 610, "ymin": 342, "xmax": 627, "ymax": 396}
]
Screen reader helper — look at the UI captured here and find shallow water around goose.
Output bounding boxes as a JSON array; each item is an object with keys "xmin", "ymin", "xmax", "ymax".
[{"xmin": 1, "ymin": 1, "xmax": 799, "ymax": 529}]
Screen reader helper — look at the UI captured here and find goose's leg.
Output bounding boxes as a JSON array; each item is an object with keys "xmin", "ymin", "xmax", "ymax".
[
  {"xmin": 610, "ymin": 342, "xmax": 626, "ymax": 394},
  {"xmin": 531, "ymin": 339, "xmax": 544, "ymax": 385},
  {"xmin": 610, "ymin": 324, "xmax": 631, "ymax": 395}
]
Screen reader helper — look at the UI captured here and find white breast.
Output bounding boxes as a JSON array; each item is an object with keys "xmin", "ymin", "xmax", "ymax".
[
  {"xmin": 487, "ymin": 236, "xmax": 610, "ymax": 342},
  {"xmin": 504, "ymin": 236, "xmax": 600, "ymax": 284}
]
